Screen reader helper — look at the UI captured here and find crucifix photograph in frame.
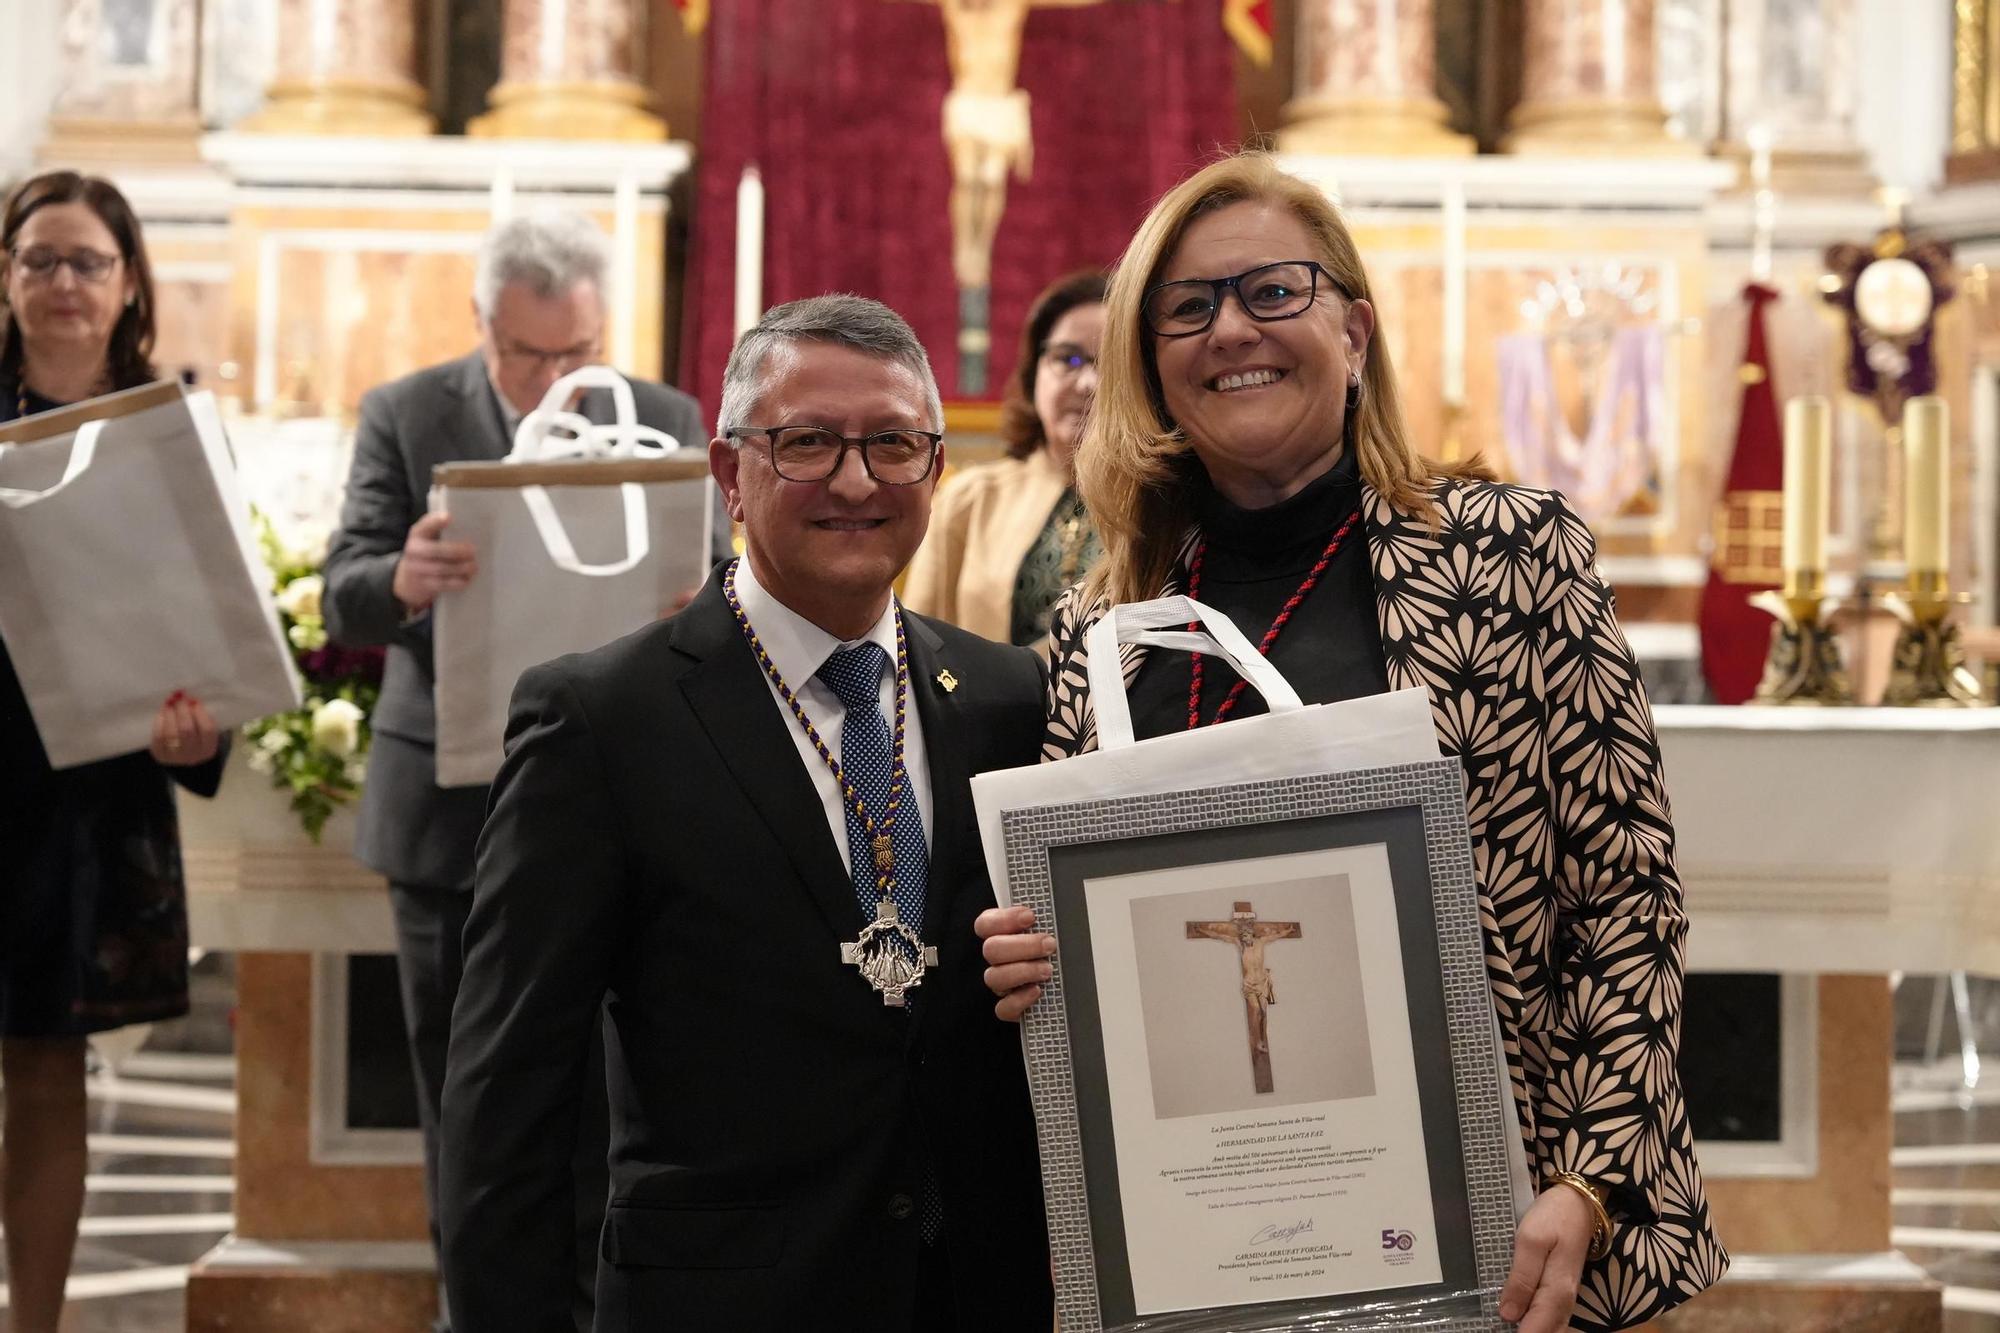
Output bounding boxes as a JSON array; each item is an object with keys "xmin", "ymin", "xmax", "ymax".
[{"xmin": 1001, "ymin": 759, "xmax": 1517, "ymax": 1333}]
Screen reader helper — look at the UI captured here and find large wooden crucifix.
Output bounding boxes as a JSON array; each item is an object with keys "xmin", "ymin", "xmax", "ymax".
[
  {"xmin": 1187, "ymin": 901, "xmax": 1302, "ymax": 1095},
  {"xmin": 897, "ymin": 0, "xmax": 1107, "ymax": 392}
]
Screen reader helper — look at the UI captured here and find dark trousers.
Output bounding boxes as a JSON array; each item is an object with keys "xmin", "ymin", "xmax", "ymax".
[{"xmin": 390, "ymin": 881, "xmax": 611, "ymax": 1333}]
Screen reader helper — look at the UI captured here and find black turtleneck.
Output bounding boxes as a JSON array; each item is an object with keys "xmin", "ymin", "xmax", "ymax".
[{"xmin": 1123, "ymin": 446, "xmax": 1389, "ymax": 742}]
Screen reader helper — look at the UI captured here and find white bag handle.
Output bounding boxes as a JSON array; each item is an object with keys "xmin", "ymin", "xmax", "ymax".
[
  {"xmin": 509, "ymin": 365, "xmax": 683, "ymax": 461},
  {"xmin": 519, "ymin": 482, "xmax": 651, "ymax": 577},
  {"xmin": 0, "ymin": 417, "xmax": 105, "ymax": 508},
  {"xmin": 1085, "ymin": 595, "xmax": 1304, "ymax": 751}
]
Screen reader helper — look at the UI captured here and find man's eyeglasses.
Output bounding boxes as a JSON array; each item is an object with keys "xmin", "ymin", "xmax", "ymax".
[
  {"xmin": 725, "ymin": 426, "xmax": 942, "ymax": 485},
  {"xmin": 1039, "ymin": 344, "xmax": 1097, "ymax": 378},
  {"xmin": 9, "ymin": 247, "xmax": 121, "ymax": 285},
  {"xmin": 491, "ymin": 335, "xmax": 602, "ymax": 373},
  {"xmin": 1141, "ymin": 260, "xmax": 1347, "ymax": 338}
]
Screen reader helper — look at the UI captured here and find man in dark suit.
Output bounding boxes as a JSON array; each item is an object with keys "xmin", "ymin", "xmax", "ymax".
[
  {"xmin": 321, "ymin": 210, "xmax": 721, "ymax": 1333},
  {"xmin": 440, "ymin": 295, "xmax": 1053, "ymax": 1331}
]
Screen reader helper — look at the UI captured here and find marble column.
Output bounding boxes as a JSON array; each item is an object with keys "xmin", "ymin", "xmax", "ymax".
[
  {"xmin": 1949, "ymin": 0, "xmax": 2000, "ymax": 183},
  {"xmin": 1718, "ymin": 0, "xmax": 1873, "ymax": 195},
  {"xmin": 1279, "ymin": 0, "xmax": 1472, "ymax": 156},
  {"xmin": 241, "ymin": 0, "xmax": 432, "ymax": 135},
  {"xmin": 1505, "ymin": 0, "xmax": 1689, "ymax": 155},
  {"xmin": 469, "ymin": 0, "xmax": 665, "ymax": 141}
]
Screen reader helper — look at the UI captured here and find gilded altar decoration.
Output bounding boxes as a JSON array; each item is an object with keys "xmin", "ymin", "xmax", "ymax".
[
  {"xmin": 1821, "ymin": 226, "xmax": 1956, "ymax": 430},
  {"xmin": 1749, "ymin": 397, "xmax": 1852, "ymax": 706},
  {"xmin": 1882, "ymin": 397, "xmax": 1982, "ymax": 707}
]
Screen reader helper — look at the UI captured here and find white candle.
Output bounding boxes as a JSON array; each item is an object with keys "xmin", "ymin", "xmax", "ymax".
[
  {"xmin": 734, "ymin": 166, "xmax": 765, "ymax": 340},
  {"xmin": 1748, "ymin": 124, "xmax": 1775, "ymax": 285},
  {"xmin": 1904, "ymin": 395, "xmax": 1950, "ymax": 575},
  {"xmin": 1442, "ymin": 182, "xmax": 1467, "ymax": 405},
  {"xmin": 1781, "ymin": 396, "xmax": 1830, "ymax": 581}
]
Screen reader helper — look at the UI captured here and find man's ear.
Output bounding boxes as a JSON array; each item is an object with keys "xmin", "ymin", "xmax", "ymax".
[{"xmin": 709, "ymin": 437, "xmax": 746, "ymax": 522}]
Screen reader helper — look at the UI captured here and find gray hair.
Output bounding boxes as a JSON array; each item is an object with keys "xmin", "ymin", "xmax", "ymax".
[
  {"xmin": 715, "ymin": 294, "xmax": 944, "ymax": 436},
  {"xmin": 472, "ymin": 210, "xmax": 611, "ymax": 319}
]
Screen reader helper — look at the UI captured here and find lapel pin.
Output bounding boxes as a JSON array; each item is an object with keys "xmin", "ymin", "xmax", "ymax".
[{"xmin": 936, "ymin": 668, "xmax": 959, "ymax": 693}]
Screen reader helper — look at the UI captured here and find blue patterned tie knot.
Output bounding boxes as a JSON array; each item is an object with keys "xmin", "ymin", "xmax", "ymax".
[{"xmin": 816, "ymin": 642, "xmax": 888, "ymax": 711}]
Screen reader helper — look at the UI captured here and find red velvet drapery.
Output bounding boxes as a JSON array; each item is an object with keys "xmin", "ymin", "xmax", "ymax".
[{"xmin": 678, "ymin": 0, "xmax": 1239, "ymax": 422}]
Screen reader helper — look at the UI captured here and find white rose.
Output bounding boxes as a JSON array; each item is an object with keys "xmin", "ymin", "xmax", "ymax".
[
  {"xmin": 277, "ymin": 574, "xmax": 324, "ymax": 620},
  {"xmin": 259, "ymin": 729, "xmax": 292, "ymax": 754},
  {"xmin": 311, "ymin": 698, "xmax": 364, "ymax": 758}
]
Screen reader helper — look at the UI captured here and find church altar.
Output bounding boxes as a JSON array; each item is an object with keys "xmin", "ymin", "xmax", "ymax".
[{"xmin": 175, "ymin": 703, "xmax": 1989, "ymax": 1329}]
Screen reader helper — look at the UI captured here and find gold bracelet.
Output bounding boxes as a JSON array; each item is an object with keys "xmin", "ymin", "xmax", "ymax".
[{"xmin": 1549, "ymin": 1171, "xmax": 1614, "ymax": 1261}]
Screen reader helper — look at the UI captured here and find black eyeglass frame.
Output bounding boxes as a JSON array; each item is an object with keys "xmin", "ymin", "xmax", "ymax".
[
  {"xmin": 724, "ymin": 425, "xmax": 944, "ymax": 485},
  {"xmin": 1141, "ymin": 259, "xmax": 1351, "ymax": 338}
]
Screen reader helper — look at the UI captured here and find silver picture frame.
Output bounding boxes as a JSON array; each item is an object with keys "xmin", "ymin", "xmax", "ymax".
[{"xmin": 1001, "ymin": 758, "xmax": 1516, "ymax": 1333}]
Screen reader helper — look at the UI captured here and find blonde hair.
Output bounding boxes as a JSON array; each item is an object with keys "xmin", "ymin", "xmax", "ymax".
[{"xmin": 1077, "ymin": 151, "xmax": 1487, "ymax": 608}]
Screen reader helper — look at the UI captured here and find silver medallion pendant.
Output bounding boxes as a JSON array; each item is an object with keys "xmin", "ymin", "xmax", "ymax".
[{"xmin": 840, "ymin": 899, "xmax": 939, "ymax": 1007}]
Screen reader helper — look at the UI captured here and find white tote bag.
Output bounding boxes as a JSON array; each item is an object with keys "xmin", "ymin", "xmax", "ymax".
[
  {"xmin": 972, "ymin": 595, "xmax": 1442, "ymax": 904},
  {"xmin": 970, "ymin": 594, "xmax": 1535, "ymax": 1219},
  {"xmin": 431, "ymin": 367, "xmax": 715, "ymax": 787},
  {"xmin": 0, "ymin": 381, "xmax": 302, "ymax": 768}
]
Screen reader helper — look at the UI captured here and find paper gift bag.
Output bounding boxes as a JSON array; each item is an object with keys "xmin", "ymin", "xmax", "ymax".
[
  {"xmin": 972, "ymin": 596, "xmax": 1442, "ymax": 905},
  {"xmin": 0, "ymin": 380, "xmax": 302, "ymax": 769},
  {"xmin": 971, "ymin": 594, "xmax": 1535, "ymax": 1223},
  {"xmin": 432, "ymin": 366, "xmax": 715, "ymax": 787}
]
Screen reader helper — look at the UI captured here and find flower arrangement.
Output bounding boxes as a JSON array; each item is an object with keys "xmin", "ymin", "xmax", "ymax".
[{"xmin": 243, "ymin": 513, "xmax": 385, "ymax": 841}]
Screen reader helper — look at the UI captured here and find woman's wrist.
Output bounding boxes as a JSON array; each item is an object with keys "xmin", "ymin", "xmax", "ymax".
[{"xmin": 1547, "ymin": 1170, "xmax": 1614, "ymax": 1260}]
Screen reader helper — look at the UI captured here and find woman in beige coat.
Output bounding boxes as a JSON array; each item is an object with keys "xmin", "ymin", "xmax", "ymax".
[{"xmin": 903, "ymin": 270, "xmax": 1106, "ymax": 646}]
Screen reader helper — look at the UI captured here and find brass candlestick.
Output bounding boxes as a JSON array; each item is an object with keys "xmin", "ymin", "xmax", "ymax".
[
  {"xmin": 1881, "ymin": 571, "xmax": 1983, "ymax": 707},
  {"xmin": 1749, "ymin": 573, "xmax": 1853, "ymax": 706}
]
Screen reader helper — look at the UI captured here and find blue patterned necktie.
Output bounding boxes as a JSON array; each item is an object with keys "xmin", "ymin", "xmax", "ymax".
[
  {"xmin": 815, "ymin": 642, "xmax": 929, "ymax": 940},
  {"xmin": 814, "ymin": 640, "xmax": 945, "ymax": 1242}
]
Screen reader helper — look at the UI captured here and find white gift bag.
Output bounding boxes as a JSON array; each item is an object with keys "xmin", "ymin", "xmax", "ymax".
[
  {"xmin": 0, "ymin": 381, "xmax": 302, "ymax": 768},
  {"xmin": 432, "ymin": 367, "xmax": 715, "ymax": 787},
  {"xmin": 972, "ymin": 596, "xmax": 1442, "ymax": 904},
  {"xmin": 970, "ymin": 594, "xmax": 1536, "ymax": 1221}
]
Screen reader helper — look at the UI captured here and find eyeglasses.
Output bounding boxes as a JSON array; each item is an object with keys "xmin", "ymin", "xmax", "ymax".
[
  {"xmin": 491, "ymin": 334, "xmax": 602, "ymax": 373},
  {"xmin": 1039, "ymin": 344, "xmax": 1097, "ymax": 377},
  {"xmin": 1141, "ymin": 260, "xmax": 1347, "ymax": 338},
  {"xmin": 9, "ymin": 246, "xmax": 121, "ymax": 285},
  {"xmin": 725, "ymin": 425, "xmax": 942, "ymax": 485}
]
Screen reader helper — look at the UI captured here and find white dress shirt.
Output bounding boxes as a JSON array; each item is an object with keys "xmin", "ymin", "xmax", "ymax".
[{"xmin": 730, "ymin": 557, "xmax": 934, "ymax": 878}]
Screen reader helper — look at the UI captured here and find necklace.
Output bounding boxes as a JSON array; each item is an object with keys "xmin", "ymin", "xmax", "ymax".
[
  {"xmin": 1056, "ymin": 492, "xmax": 1094, "ymax": 586},
  {"xmin": 722, "ymin": 560, "xmax": 937, "ymax": 1006},
  {"xmin": 1184, "ymin": 506, "xmax": 1363, "ymax": 729}
]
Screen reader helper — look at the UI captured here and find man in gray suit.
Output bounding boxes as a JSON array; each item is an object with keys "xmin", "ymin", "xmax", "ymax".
[{"xmin": 322, "ymin": 209, "xmax": 719, "ymax": 1333}]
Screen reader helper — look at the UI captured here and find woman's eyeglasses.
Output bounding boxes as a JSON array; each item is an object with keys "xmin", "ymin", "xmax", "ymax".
[
  {"xmin": 8, "ymin": 247, "xmax": 121, "ymax": 285},
  {"xmin": 1142, "ymin": 260, "xmax": 1347, "ymax": 338}
]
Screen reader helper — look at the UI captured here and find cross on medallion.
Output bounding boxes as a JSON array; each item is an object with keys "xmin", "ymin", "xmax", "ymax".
[{"xmin": 1186, "ymin": 901, "xmax": 1302, "ymax": 1095}]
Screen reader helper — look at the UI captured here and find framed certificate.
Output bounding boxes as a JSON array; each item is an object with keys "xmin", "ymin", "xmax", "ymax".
[{"xmin": 1001, "ymin": 759, "xmax": 1516, "ymax": 1332}]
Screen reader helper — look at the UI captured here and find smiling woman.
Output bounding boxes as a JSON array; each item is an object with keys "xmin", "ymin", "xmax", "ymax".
[{"xmin": 976, "ymin": 150, "xmax": 1728, "ymax": 1333}]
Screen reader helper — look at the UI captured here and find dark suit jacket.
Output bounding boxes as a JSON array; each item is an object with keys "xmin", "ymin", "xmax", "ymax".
[
  {"xmin": 439, "ymin": 579, "xmax": 1054, "ymax": 1332},
  {"xmin": 321, "ymin": 351, "xmax": 716, "ymax": 889}
]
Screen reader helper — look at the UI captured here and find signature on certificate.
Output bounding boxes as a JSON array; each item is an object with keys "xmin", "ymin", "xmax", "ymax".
[{"xmin": 1249, "ymin": 1218, "xmax": 1315, "ymax": 1247}]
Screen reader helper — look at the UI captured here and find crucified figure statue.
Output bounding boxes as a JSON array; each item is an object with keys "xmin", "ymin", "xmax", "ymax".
[
  {"xmin": 1187, "ymin": 901, "xmax": 1303, "ymax": 1095},
  {"xmin": 909, "ymin": 0, "xmax": 1104, "ymax": 392}
]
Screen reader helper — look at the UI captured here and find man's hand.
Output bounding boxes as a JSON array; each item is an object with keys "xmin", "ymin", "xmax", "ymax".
[
  {"xmin": 976, "ymin": 905, "xmax": 1056, "ymax": 1022},
  {"xmin": 392, "ymin": 510, "xmax": 478, "ymax": 614},
  {"xmin": 1498, "ymin": 1181, "xmax": 1598, "ymax": 1332},
  {"xmin": 150, "ymin": 691, "xmax": 221, "ymax": 767}
]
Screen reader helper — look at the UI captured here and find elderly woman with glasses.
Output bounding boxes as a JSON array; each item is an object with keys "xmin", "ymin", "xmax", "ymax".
[
  {"xmin": 975, "ymin": 152, "xmax": 1725, "ymax": 1333},
  {"xmin": 0, "ymin": 169, "xmax": 225, "ymax": 1332},
  {"xmin": 904, "ymin": 270, "xmax": 1107, "ymax": 648}
]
